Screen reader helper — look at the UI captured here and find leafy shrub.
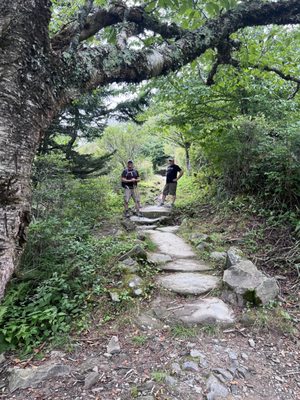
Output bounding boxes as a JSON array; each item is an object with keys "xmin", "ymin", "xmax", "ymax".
[
  {"xmin": 0, "ymin": 155, "xmax": 129, "ymax": 353},
  {"xmin": 200, "ymin": 116, "xmax": 300, "ymax": 208}
]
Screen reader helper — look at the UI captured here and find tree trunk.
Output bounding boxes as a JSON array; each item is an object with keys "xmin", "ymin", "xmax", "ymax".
[
  {"xmin": 184, "ymin": 143, "xmax": 191, "ymax": 175},
  {"xmin": 0, "ymin": 0, "xmax": 54, "ymax": 298}
]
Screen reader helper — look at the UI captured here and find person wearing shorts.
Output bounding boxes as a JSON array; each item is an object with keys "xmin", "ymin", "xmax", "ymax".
[
  {"xmin": 160, "ymin": 158, "xmax": 183, "ymax": 206},
  {"xmin": 121, "ymin": 160, "xmax": 141, "ymax": 217}
]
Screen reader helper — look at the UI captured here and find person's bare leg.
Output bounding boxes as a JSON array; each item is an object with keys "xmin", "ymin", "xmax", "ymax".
[
  {"xmin": 160, "ymin": 194, "xmax": 166, "ymax": 205},
  {"xmin": 135, "ymin": 200, "xmax": 141, "ymax": 212}
]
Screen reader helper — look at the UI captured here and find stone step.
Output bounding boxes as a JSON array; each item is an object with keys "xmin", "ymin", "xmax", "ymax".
[
  {"xmin": 148, "ymin": 253, "xmax": 172, "ymax": 264},
  {"xmin": 149, "ymin": 230, "xmax": 195, "ymax": 258},
  {"xmin": 136, "ymin": 225, "xmax": 158, "ymax": 231},
  {"xmin": 156, "ymin": 225, "xmax": 180, "ymax": 233},
  {"xmin": 157, "ymin": 272, "xmax": 220, "ymax": 295},
  {"xmin": 130, "ymin": 216, "xmax": 168, "ymax": 225},
  {"xmin": 159, "ymin": 258, "xmax": 213, "ymax": 272},
  {"xmin": 140, "ymin": 205, "xmax": 171, "ymax": 219},
  {"xmin": 151, "ymin": 296, "xmax": 235, "ymax": 326}
]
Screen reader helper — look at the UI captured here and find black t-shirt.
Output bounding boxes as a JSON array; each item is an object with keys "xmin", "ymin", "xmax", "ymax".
[
  {"xmin": 122, "ymin": 168, "xmax": 139, "ymax": 188},
  {"xmin": 166, "ymin": 164, "xmax": 181, "ymax": 183}
]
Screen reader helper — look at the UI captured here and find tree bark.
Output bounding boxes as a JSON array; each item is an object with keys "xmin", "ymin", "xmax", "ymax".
[
  {"xmin": 0, "ymin": 0, "xmax": 56, "ymax": 298},
  {"xmin": 1, "ymin": 0, "xmax": 300, "ymax": 298}
]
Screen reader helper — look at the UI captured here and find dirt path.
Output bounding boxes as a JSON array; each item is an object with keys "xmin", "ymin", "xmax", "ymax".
[{"xmin": 1, "ymin": 206, "xmax": 299, "ymax": 400}]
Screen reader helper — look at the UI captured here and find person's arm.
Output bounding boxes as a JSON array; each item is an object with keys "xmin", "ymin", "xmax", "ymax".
[
  {"xmin": 135, "ymin": 170, "xmax": 141, "ymax": 182},
  {"xmin": 173, "ymin": 167, "xmax": 184, "ymax": 182}
]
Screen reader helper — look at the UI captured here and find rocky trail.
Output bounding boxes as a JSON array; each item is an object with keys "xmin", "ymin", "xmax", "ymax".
[{"xmin": 1, "ymin": 206, "xmax": 299, "ymax": 400}]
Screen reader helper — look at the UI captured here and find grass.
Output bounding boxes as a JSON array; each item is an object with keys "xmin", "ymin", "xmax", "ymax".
[
  {"xmin": 131, "ymin": 335, "xmax": 148, "ymax": 346},
  {"xmin": 151, "ymin": 370, "xmax": 168, "ymax": 382},
  {"xmin": 170, "ymin": 324, "xmax": 198, "ymax": 339},
  {"xmin": 241, "ymin": 304, "xmax": 296, "ymax": 335}
]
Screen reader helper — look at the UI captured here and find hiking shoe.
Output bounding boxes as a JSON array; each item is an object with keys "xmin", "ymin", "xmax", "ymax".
[
  {"xmin": 158, "ymin": 202, "xmax": 164, "ymax": 206},
  {"xmin": 124, "ymin": 211, "xmax": 130, "ymax": 218}
]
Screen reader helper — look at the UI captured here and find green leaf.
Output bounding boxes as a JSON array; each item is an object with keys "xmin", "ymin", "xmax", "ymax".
[{"xmin": 206, "ymin": 2, "xmax": 220, "ymax": 15}]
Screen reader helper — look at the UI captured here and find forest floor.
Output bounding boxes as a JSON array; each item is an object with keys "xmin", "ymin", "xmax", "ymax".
[{"xmin": 1, "ymin": 180, "xmax": 299, "ymax": 400}]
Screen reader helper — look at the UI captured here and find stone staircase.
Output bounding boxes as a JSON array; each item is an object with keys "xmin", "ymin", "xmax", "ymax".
[{"xmin": 132, "ymin": 205, "xmax": 235, "ymax": 327}]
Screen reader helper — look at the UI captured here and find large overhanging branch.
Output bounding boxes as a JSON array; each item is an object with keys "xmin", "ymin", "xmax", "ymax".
[
  {"xmin": 206, "ymin": 38, "xmax": 240, "ymax": 86},
  {"xmin": 58, "ymin": 0, "xmax": 300, "ymax": 100},
  {"xmin": 51, "ymin": 1, "xmax": 186, "ymax": 52}
]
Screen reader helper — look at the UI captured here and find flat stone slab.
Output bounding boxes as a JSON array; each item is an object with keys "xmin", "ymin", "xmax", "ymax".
[
  {"xmin": 130, "ymin": 216, "xmax": 167, "ymax": 225},
  {"xmin": 148, "ymin": 253, "xmax": 172, "ymax": 264},
  {"xmin": 151, "ymin": 296, "xmax": 235, "ymax": 326},
  {"xmin": 156, "ymin": 226, "xmax": 180, "ymax": 233},
  {"xmin": 140, "ymin": 205, "xmax": 171, "ymax": 218},
  {"xmin": 173, "ymin": 298, "xmax": 235, "ymax": 325},
  {"xmin": 160, "ymin": 259, "xmax": 213, "ymax": 272},
  {"xmin": 157, "ymin": 273, "xmax": 220, "ymax": 295},
  {"xmin": 149, "ymin": 231, "xmax": 195, "ymax": 258}
]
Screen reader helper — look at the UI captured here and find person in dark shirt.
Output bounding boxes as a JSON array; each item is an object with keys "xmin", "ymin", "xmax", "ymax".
[
  {"xmin": 160, "ymin": 157, "xmax": 183, "ymax": 206},
  {"xmin": 121, "ymin": 160, "xmax": 141, "ymax": 217}
]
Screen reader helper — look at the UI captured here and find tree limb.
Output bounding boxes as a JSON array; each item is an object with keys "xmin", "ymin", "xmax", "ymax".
[
  {"xmin": 51, "ymin": 1, "xmax": 186, "ymax": 52},
  {"xmin": 53, "ymin": 0, "xmax": 300, "ymax": 103}
]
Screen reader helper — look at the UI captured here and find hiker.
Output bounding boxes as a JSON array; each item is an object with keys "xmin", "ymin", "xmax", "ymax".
[
  {"xmin": 160, "ymin": 157, "xmax": 183, "ymax": 206},
  {"xmin": 121, "ymin": 160, "xmax": 141, "ymax": 217}
]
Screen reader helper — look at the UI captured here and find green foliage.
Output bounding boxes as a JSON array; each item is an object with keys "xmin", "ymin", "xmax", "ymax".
[
  {"xmin": 131, "ymin": 335, "xmax": 148, "ymax": 346},
  {"xmin": 151, "ymin": 370, "xmax": 168, "ymax": 382},
  {"xmin": 0, "ymin": 156, "xmax": 128, "ymax": 353},
  {"xmin": 170, "ymin": 324, "xmax": 198, "ymax": 338},
  {"xmin": 200, "ymin": 116, "xmax": 300, "ymax": 206}
]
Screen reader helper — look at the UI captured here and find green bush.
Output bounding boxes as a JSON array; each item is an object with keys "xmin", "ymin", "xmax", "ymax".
[
  {"xmin": 200, "ymin": 116, "xmax": 300, "ymax": 208},
  {"xmin": 0, "ymin": 155, "xmax": 129, "ymax": 353}
]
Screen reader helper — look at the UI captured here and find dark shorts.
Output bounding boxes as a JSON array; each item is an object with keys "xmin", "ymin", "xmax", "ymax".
[{"xmin": 163, "ymin": 182, "xmax": 177, "ymax": 196}]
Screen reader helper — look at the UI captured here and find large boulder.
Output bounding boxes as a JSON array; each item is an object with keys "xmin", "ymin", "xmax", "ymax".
[{"xmin": 223, "ymin": 260, "xmax": 279, "ymax": 305}]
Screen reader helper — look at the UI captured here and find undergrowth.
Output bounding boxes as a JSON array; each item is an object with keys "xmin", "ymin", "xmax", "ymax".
[{"xmin": 0, "ymin": 157, "xmax": 137, "ymax": 354}]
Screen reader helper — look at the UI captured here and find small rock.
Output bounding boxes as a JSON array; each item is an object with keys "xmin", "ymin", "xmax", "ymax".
[
  {"xmin": 182, "ymin": 361, "xmax": 199, "ymax": 372},
  {"xmin": 137, "ymin": 232, "xmax": 146, "ymax": 241},
  {"xmin": 228, "ymin": 351, "xmax": 238, "ymax": 361},
  {"xmin": 196, "ymin": 242, "xmax": 210, "ymax": 251},
  {"xmin": 165, "ymin": 375, "xmax": 177, "ymax": 386},
  {"xmin": 171, "ymin": 362, "xmax": 181, "ymax": 375},
  {"xmin": 107, "ymin": 336, "xmax": 121, "ymax": 355},
  {"xmin": 190, "ymin": 349, "xmax": 205, "ymax": 358},
  {"xmin": 109, "ymin": 291, "xmax": 120, "ymax": 302},
  {"xmin": 0, "ymin": 354, "xmax": 6, "ymax": 364},
  {"xmin": 213, "ymin": 368, "xmax": 233, "ymax": 382},
  {"xmin": 231, "ymin": 384, "xmax": 239, "ymax": 395},
  {"xmin": 225, "ymin": 247, "xmax": 243, "ymax": 269},
  {"xmin": 210, "ymin": 251, "xmax": 226, "ymax": 261},
  {"xmin": 84, "ymin": 371, "xmax": 99, "ymax": 389},
  {"xmin": 248, "ymin": 338, "xmax": 255, "ymax": 348},
  {"xmin": 206, "ymin": 374, "xmax": 229, "ymax": 399},
  {"xmin": 241, "ymin": 353, "xmax": 249, "ymax": 361},
  {"xmin": 128, "ymin": 275, "xmax": 143, "ymax": 288},
  {"xmin": 199, "ymin": 358, "xmax": 209, "ymax": 369},
  {"xmin": 190, "ymin": 233, "xmax": 209, "ymax": 243},
  {"xmin": 119, "ymin": 245, "xmax": 147, "ymax": 261},
  {"xmin": 236, "ymin": 366, "xmax": 250, "ymax": 379}
]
